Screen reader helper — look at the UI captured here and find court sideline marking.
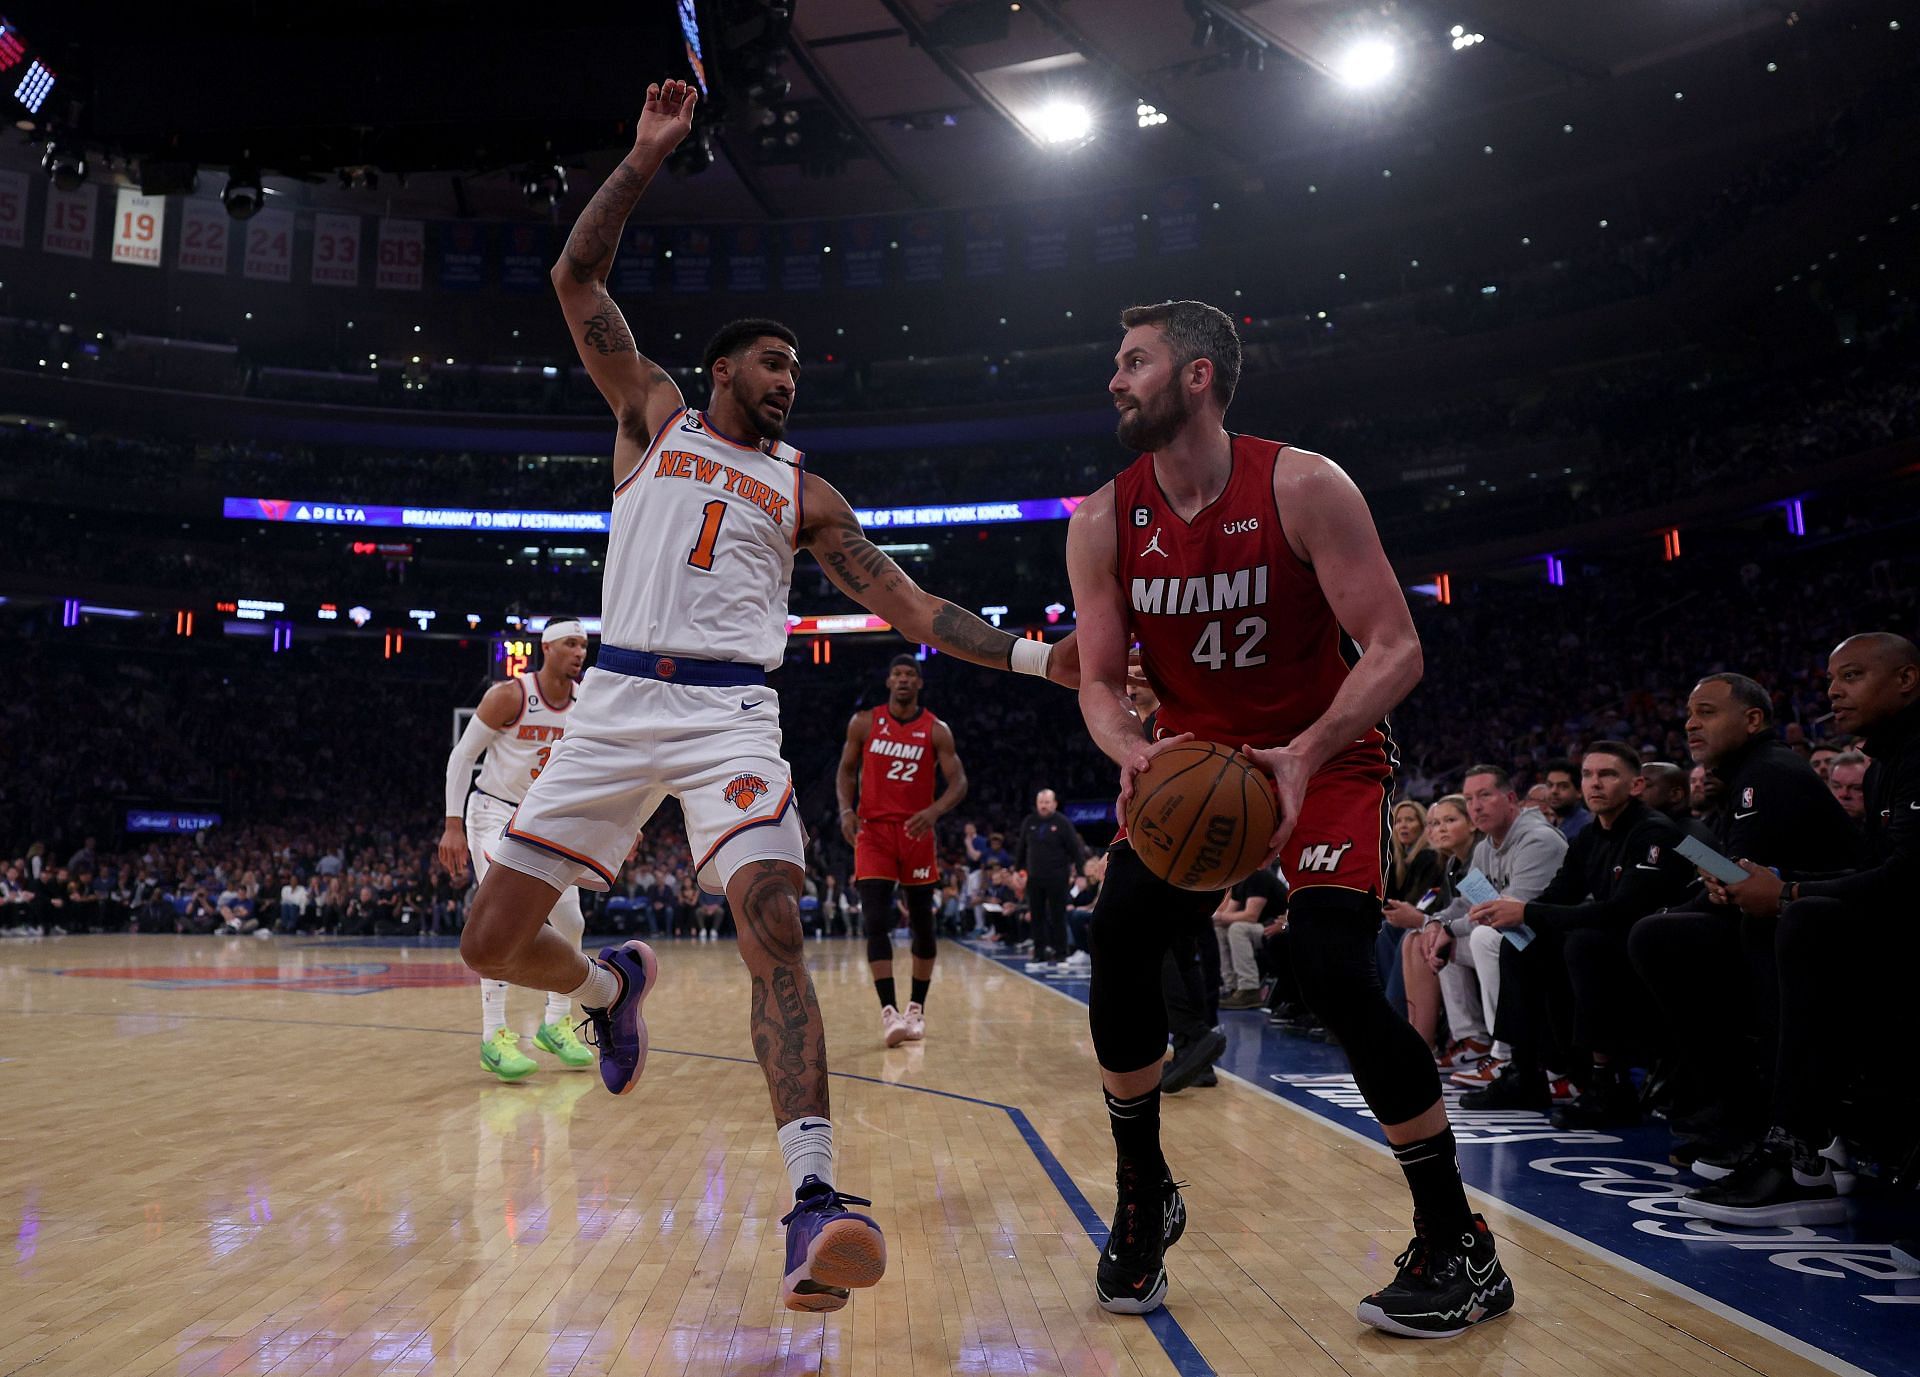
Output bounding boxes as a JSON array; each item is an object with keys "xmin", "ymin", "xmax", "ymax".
[
  {"xmin": 19, "ymin": 1003, "xmax": 1216, "ymax": 1377},
  {"xmin": 966, "ymin": 942, "xmax": 1876, "ymax": 1377}
]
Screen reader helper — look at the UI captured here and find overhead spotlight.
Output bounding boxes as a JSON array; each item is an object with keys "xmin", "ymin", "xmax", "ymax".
[
  {"xmin": 522, "ymin": 163, "xmax": 567, "ymax": 207},
  {"xmin": 1136, "ymin": 101, "xmax": 1169, "ymax": 128},
  {"xmin": 1448, "ymin": 25, "xmax": 1485, "ymax": 50},
  {"xmin": 338, "ymin": 165, "xmax": 379, "ymax": 191},
  {"xmin": 667, "ymin": 132, "xmax": 715, "ymax": 175},
  {"xmin": 747, "ymin": 76, "xmax": 791, "ymax": 106},
  {"xmin": 41, "ymin": 138, "xmax": 86, "ymax": 190},
  {"xmin": 1031, "ymin": 100, "xmax": 1093, "ymax": 146},
  {"xmin": 1334, "ymin": 37, "xmax": 1398, "ymax": 89},
  {"xmin": 221, "ymin": 165, "xmax": 265, "ymax": 220}
]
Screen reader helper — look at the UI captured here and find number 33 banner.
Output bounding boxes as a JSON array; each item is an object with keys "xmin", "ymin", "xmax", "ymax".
[{"xmin": 111, "ymin": 189, "xmax": 166, "ymax": 268}]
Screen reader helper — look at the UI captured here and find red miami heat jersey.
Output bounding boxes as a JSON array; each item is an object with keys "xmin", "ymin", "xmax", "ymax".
[
  {"xmin": 1115, "ymin": 435, "xmax": 1377, "ymax": 752},
  {"xmin": 857, "ymin": 706, "xmax": 941, "ymax": 822}
]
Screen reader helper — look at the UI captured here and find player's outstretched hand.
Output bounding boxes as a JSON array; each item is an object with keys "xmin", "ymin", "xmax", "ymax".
[
  {"xmin": 1047, "ymin": 631, "xmax": 1080, "ymax": 689},
  {"xmin": 1116, "ymin": 732, "xmax": 1195, "ymax": 817},
  {"xmin": 635, "ymin": 79, "xmax": 698, "ymax": 158},
  {"xmin": 1241, "ymin": 742, "xmax": 1310, "ymax": 866}
]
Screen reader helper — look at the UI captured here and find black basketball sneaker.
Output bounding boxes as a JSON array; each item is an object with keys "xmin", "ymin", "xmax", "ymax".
[
  {"xmin": 1355, "ymin": 1214, "xmax": 1515, "ymax": 1338},
  {"xmin": 1095, "ymin": 1174, "xmax": 1187, "ymax": 1314}
]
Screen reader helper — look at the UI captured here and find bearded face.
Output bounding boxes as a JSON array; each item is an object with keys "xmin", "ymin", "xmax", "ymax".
[{"xmin": 1114, "ymin": 368, "xmax": 1194, "ymax": 452}]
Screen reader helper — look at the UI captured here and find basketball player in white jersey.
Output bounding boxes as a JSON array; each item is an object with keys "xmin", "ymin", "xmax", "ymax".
[
  {"xmin": 459, "ymin": 79, "xmax": 1077, "ymax": 1313},
  {"xmin": 439, "ymin": 621, "xmax": 595, "ymax": 1081}
]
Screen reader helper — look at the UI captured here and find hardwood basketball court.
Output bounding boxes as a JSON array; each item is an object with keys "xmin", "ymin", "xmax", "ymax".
[{"xmin": 0, "ymin": 934, "xmax": 1870, "ymax": 1376}]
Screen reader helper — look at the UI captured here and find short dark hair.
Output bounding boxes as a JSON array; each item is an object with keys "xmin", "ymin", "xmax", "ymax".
[
  {"xmin": 888, "ymin": 653, "xmax": 919, "ymax": 671},
  {"xmin": 1543, "ymin": 758, "xmax": 1578, "ymax": 781},
  {"xmin": 1584, "ymin": 740, "xmax": 1642, "ymax": 771},
  {"xmin": 1461, "ymin": 763, "xmax": 1512, "ymax": 791},
  {"xmin": 701, "ymin": 318, "xmax": 799, "ymax": 373},
  {"xmin": 1119, "ymin": 299, "xmax": 1242, "ymax": 407},
  {"xmin": 1695, "ymin": 672, "xmax": 1773, "ymax": 722}
]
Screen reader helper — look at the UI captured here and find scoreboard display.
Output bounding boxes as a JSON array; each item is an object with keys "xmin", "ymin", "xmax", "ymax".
[{"xmin": 0, "ymin": 17, "xmax": 56, "ymax": 116}]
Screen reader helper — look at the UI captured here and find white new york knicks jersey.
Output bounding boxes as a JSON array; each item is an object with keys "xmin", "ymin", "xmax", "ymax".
[
  {"xmin": 601, "ymin": 407, "xmax": 801, "ymax": 670},
  {"xmin": 474, "ymin": 672, "xmax": 577, "ymax": 803}
]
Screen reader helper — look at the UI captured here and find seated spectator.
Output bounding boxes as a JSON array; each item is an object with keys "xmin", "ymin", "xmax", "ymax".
[
  {"xmin": 1059, "ymin": 853, "xmax": 1105, "ymax": 972},
  {"xmin": 1543, "ymin": 760, "xmax": 1592, "ymax": 839},
  {"xmin": 1463, "ymin": 742, "xmax": 1695, "ymax": 1126},
  {"xmin": 1398, "ymin": 766, "xmax": 1567, "ymax": 1086},
  {"xmin": 1630, "ymin": 671, "xmax": 1860, "ymax": 1174},
  {"xmin": 1637, "ymin": 760, "xmax": 1717, "ymax": 845},
  {"xmin": 1393, "ymin": 795, "xmax": 1477, "ymax": 1050},
  {"xmin": 1809, "ymin": 745, "xmax": 1839, "ymax": 782},
  {"xmin": 1523, "ymin": 784, "xmax": 1557, "ymax": 820},
  {"xmin": 1374, "ymin": 800, "xmax": 1446, "ymax": 1017},
  {"xmin": 1216, "ymin": 863, "xmax": 1286, "ymax": 1008},
  {"xmin": 1826, "ymin": 750, "xmax": 1869, "ymax": 823},
  {"xmin": 1682, "ymin": 634, "xmax": 1919, "ymax": 1227}
]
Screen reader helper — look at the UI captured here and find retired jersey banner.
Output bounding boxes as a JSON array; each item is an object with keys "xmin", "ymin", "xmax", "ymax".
[
  {"xmin": 839, "ymin": 217, "xmax": 886, "ymax": 290},
  {"xmin": 961, "ymin": 207, "xmax": 1007, "ymax": 279},
  {"xmin": 1155, "ymin": 179, "xmax": 1203, "ymax": 255},
  {"xmin": 242, "ymin": 208, "xmax": 294, "ymax": 282},
  {"xmin": 110, "ymin": 189, "xmax": 165, "ymax": 267},
  {"xmin": 1022, "ymin": 201, "xmax": 1069, "ymax": 274},
  {"xmin": 309, "ymin": 212, "xmax": 361, "ymax": 286},
  {"xmin": 779, "ymin": 222, "xmax": 824, "ymax": 292},
  {"xmin": 0, "ymin": 168, "xmax": 29, "ymax": 250},
  {"xmin": 437, "ymin": 221, "xmax": 489, "ymax": 291},
  {"xmin": 899, "ymin": 213, "xmax": 945, "ymax": 284},
  {"xmin": 724, "ymin": 223, "xmax": 771, "ymax": 293},
  {"xmin": 611, "ymin": 224, "xmax": 658, "ymax": 295},
  {"xmin": 175, "ymin": 199, "xmax": 230, "ymax": 274},
  {"xmin": 498, "ymin": 222, "xmax": 550, "ymax": 293},
  {"xmin": 1092, "ymin": 195, "xmax": 1138, "ymax": 265},
  {"xmin": 41, "ymin": 184, "xmax": 96, "ymax": 259},
  {"xmin": 375, "ymin": 217, "xmax": 424, "ymax": 290},
  {"xmin": 669, "ymin": 226, "xmax": 713, "ymax": 293}
]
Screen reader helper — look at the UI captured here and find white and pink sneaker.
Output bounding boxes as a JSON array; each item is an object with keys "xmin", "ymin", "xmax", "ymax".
[
  {"xmin": 902, "ymin": 1002, "xmax": 926, "ymax": 1041},
  {"xmin": 881, "ymin": 1005, "xmax": 911, "ymax": 1048}
]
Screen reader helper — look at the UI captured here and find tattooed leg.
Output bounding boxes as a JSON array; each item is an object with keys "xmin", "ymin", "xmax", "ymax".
[{"xmin": 730, "ymin": 859, "xmax": 829, "ymax": 1124}]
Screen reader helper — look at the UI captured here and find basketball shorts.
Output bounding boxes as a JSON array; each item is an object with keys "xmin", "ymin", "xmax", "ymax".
[
  {"xmin": 465, "ymin": 791, "xmax": 584, "ymax": 936},
  {"xmin": 490, "ymin": 669, "xmax": 804, "ymax": 895},
  {"xmin": 854, "ymin": 818, "xmax": 938, "ymax": 887},
  {"xmin": 1273, "ymin": 743, "xmax": 1393, "ymax": 897}
]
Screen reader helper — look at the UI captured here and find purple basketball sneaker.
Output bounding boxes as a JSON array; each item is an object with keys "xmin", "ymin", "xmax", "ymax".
[
  {"xmin": 779, "ymin": 1176, "xmax": 887, "ymax": 1312},
  {"xmin": 578, "ymin": 940, "xmax": 657, "ymax": 1095}
]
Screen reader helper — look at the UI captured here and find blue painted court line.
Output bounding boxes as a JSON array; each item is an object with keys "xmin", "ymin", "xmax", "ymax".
[{"xmin": 963, "ymin": 941, "xmax": 1919, "ymax": 1377}]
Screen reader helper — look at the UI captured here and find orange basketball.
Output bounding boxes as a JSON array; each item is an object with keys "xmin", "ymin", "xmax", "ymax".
[{"xmin": 1123, "ymin": 741, "xmax": 1279, "ymax": 891}]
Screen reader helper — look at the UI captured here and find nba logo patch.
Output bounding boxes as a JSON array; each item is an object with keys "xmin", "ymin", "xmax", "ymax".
[
  {"xmin": 724, "ymin": 773, "xmax": 772, "ymax": 811},
  {"xmin": 1741, "ymin": 786, "xmax": 1755, "ymax": 809}
]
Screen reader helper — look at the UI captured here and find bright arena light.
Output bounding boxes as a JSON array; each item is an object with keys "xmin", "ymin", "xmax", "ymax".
[
  {"xmin": 1334, "ymin": 37, "xmax": 1398, "ymax": 89},
  {"xmin": 1032, "ymin": 100, "xmax": 1093, "ymax": 145},
  {"xmin": 1136, "ymin": 100, "xmax": 1169, "ymax": 128}
]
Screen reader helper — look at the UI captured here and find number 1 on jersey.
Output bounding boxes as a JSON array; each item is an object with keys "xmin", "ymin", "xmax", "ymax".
[{"xmin": 687, "ymin": 499, "xmax": 727, "ymax": 571}]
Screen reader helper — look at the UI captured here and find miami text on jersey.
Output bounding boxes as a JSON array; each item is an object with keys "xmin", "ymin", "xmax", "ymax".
[{"xmin": 1129, "ymin": 565, "xmax": 1271, "ymax": 616}]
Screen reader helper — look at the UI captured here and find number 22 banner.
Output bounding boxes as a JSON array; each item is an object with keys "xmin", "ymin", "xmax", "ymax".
[{"xmin": 176, "ymin": 199, "xmax": 229, "ymax": 274}]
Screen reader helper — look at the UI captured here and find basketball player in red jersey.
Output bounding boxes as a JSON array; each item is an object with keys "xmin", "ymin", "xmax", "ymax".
[
  {"xmin": 836, "ymin": 654, "xmax": 967, "ymax": 1046},
  {"xmin": 1065, "ymin": 301, "xmax": 1513, "ymax": 1335}
]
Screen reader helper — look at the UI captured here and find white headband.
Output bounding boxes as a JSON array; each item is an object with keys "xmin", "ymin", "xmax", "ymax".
[{"xmin": 541, "ymin": 618, "xmax": 587, "ymax": 644}]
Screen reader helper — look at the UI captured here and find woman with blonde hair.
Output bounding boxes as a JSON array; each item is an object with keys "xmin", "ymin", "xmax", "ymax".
[
  {"xmin": 1375, "ymin": 799, "xmax": 1446, "ymax": 1014},
  {"xmin": 1398, "ymin": 796, "xmax": 1477, "ymax": 1050}
]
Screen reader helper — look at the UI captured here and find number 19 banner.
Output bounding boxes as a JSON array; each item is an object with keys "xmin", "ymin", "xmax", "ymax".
[{"xmin": 111, "ymin": 189, "xmax": 166, "ymax": 267}]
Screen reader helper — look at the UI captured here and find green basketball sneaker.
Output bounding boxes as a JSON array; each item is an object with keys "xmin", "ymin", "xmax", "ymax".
[
  {"xmin": 480, "ymin": 1027, "xmax": 537, "ymax": 1082},
  {"xmin": 535, "ymin": 1019, "xmax": 595, "ymax": 1069}
]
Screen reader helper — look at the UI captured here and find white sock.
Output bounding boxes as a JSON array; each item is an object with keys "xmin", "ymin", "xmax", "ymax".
[
  {"xmin": 543, "ymin": 991, "xmax": 574, "ymax": 1027},
  {"xmin": 566, "ymin": 959, "xmax": 621, "ymax": 1010},
  {"xmin": 481, "ymin": 979, "xmax": 510, "ymax": 1037},
  {"xmin": 777, "ymin": 1116, "xmax": 834, "ymax": 1194}
]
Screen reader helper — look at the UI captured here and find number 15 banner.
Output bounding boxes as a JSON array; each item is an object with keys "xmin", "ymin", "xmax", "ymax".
[
  {"xmin": 376, "ymin": 217, "xmax": 424, "ymax": 290},
  {"xmin": 111, "ymin": 188, "xmax": 166, "ymax": 267}
]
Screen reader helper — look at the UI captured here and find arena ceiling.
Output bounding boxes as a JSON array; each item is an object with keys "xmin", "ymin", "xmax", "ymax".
[{"xmin": 0, "ymin": 0, "xmax": 1873, "ymax": 222}]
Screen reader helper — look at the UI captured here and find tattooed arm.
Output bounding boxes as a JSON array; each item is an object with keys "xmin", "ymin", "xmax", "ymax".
[
  {"xmin": 550, "ymin": 79, "xmax": 694, "ymax": 479},
  {"xmin": 800, "ymin": 473, "xmax": 1075, "ymax": 685}
]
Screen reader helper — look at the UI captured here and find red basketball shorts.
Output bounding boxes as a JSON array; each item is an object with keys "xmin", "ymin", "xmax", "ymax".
[
  {"xmin": 854, "ymin": 817, "xmax": 938, "ymax": 886},
  {"xmin": 1276, "ymin": 743, "xmax": 1393, "ymax": 897}
]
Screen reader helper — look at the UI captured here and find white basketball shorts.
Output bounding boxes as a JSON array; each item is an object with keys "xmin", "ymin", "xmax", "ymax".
[{"xmin": 489, "ymin": 668, "xmax": 804, "ymax": 894}]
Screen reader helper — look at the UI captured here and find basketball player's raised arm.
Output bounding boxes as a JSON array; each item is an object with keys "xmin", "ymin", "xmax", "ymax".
[
  {"xmin": 550, "ymin": 80, "xmax": 694, "ymax": 461},
  {"xmin": 801, "ymin": 473, "xmax": 1076, "ymax": 686},
  {"xmin": 1262, "ymin": 451, "xmax": 1423, "ymax": 776},
  {"xmin": 1064, "ymin": 485, "xmax": 1153, "ymax": 768},
  {"xmin": 835, "ymin": 712, "xmax": 870, "ymax": 845}
]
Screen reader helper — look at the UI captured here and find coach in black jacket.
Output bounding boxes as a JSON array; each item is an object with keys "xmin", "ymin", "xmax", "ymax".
[
  {"xmin": 1629, "ymin": 673, "xmax": 1862, "ymax": 1154},
  {"xmin": 1464, "ymin": 742, "xmax": 1695, "ymax": 1125},
  {"xmin": 1678, "ymin": 634, "xmax": 1920, "ymax": 1226},
  {"xmin": 1016, "ymin": 789, "xmax": 1089, "ymax": 965}
]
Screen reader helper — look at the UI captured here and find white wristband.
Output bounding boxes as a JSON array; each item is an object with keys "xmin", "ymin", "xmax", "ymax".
[{"xmin": 1009, "ymin": 638, "xmax": 1052, "ymax": 678}]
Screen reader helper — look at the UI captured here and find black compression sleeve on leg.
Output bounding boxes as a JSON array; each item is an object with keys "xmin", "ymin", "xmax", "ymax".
[
  {"xmin": 905, "ymin": 883, "xmax": 937, "ymax": 961},
  {"xmin": 1287, "ymin": 886, "xmax": 1444, "ymax": 1127},
  {"xmin": 1089, "ymin": 847, "xmax": 1216, "ymax": 1073},
  {"xmin": 859, "ymin": 879, "xmax": 896, "ymax": 966}
]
